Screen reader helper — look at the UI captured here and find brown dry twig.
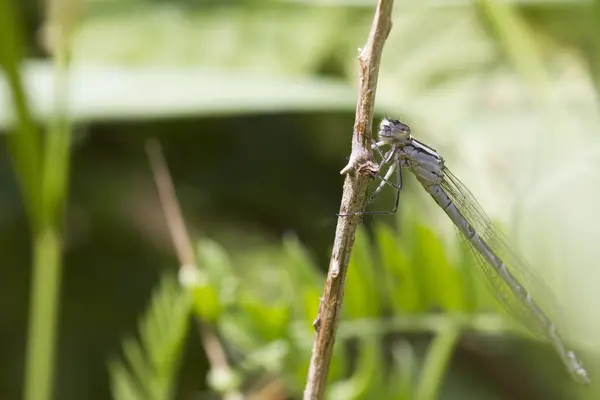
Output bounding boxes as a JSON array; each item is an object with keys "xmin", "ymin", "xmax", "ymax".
[
  {"xmin": 303, "ymin": 1, "xmax": 395, "ymax": 399},
  {"xmin": 145, "ymin": 139, "xmax": 244, "ymax": 400}
]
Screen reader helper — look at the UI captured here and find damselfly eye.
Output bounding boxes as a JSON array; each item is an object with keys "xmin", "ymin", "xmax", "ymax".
[
  {"xmin": 396, "ymin": 121, "xmax": 410, "ymax": 133},
  {"xmin": 393, "ymin": 121, "xmax": 411, "ymax": 138}
]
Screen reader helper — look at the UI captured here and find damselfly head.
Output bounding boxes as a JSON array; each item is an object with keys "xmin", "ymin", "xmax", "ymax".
[{"xmin": 378, "ymin": 118, "xmax": 411, "ymax": 144}]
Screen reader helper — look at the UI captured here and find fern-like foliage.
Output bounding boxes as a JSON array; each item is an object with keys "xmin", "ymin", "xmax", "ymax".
[{"xmin": 109, "ymin": 274, "xmax": 192, "ymax": 400}]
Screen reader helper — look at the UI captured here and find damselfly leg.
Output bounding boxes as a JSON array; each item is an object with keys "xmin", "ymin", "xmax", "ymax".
[{"xmin": 338, "ymin": 145, "xmax": 403, "ymax": 216}]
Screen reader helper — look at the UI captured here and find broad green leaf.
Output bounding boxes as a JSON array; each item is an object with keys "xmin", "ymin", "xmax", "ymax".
[
  {"xmin": 74, "ymin": 6, "xmax": 347, "ymax": 75},
  {"xmin": 0, "ymin": 63, "xmax": 355, "ymax": 129}
]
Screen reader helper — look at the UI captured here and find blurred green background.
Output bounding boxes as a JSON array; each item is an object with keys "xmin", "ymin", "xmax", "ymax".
[{"xmin": 2, "ymin": 0, "xmax": 600, "ymax": 399}]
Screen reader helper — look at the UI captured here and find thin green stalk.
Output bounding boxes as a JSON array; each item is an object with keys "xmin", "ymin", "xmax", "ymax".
[
  {"xmin": 24, "ymin": 84, "xmax": 71, "ymax": 400},
  {"xmin": 415, "ymin": 322, "xmax": 461, "ymax": 400},
  {"xmin": 24, "ymin": 229, "xmax": 64, "ymax": 400},
  {"xmin": 0, "ymin": 2, "xmax": 63, "ymax": 398},
  {"xmin": 24, "ymin": 4, "xmax": 74, "ymax": 399},
  {"xmin": 41, "ymin": 56, "xmax": 72, "ymax": 227}
]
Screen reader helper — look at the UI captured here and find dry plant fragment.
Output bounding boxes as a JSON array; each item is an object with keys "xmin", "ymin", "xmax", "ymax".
[
  {"xmin": 303, "ymin": 1, "xmax": 395, "ymax": 399},
  {"xmin": 146, "ymin": 140, "xmax": 244, "ymax": 400}
]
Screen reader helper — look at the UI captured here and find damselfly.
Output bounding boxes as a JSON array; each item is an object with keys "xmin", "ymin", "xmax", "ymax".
[{"xmin": 345, "ymin": 118, "xmax": 589, "ymax": 384}]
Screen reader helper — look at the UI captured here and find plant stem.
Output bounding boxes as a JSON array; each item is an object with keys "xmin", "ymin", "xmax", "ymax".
[
  {"xmin": 25, "ymin": 229, "xmax": 63, "ymax": 400},
  {"xmin": 416, "ymin": 322, "xmax": 461, "ymax": 400},
  {"xmin": 24, "ymin": 2, "xmax": 75, "ymax": 398},
  {"xmin": 303, "ymin": 1, "xmax": 395, "ymax": 399}
]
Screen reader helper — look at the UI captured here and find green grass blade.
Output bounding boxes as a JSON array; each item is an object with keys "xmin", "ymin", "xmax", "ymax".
[
  {"xmin": 476, "ymin": 0, "xmax": 549, "ymax": 93},
  {"xmin": 0, "ymin": 0, "xmax": 42, "ymax": 227}
]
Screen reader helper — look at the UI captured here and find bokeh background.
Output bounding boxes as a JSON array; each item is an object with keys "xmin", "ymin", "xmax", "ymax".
[{"xmin": 2, "ymin": 0, "xmax": 600, "ymax": 399}]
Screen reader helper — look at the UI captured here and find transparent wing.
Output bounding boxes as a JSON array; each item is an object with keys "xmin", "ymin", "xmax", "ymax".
[{"xmin": 440, "ymin": 166, "xmax": 565, "ymax": 340}]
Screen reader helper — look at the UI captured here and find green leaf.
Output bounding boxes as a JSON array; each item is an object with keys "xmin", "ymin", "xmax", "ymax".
[
  {"xmin": 121, "ymin": 339, "xmax": 151, "ymax": 399},
  {"xmin": 345, "ymin": 226, "xmax": 380, "ymax": 319},
  {"xmin": 108, "ymin": 358, "xmax": 146, "ymax": 400},
  {"xmin": 0, "ymin": 0, "xmax": 42, "ymax": 227},
  {"xmin": 110, "ymin": 274, "xmax": 191, "ymax": 400},
  {"xmin": 196, "ymin": 239, "xmax": 238, "ymax": 308},
  {"xmin": 413, "ymin": 222, "xmax": 465, "ymax": 312},
  {"xmin": 282, "ymin": 234, "xmax": 324, "ymax": 322},
  {"xmin": 476, "ymin": 0, "xmax": 549, "ymax": 94},
  {"xmin": 238, "ymin": 294, "xmax": 290, "ymax": 342},
  {"xmin": 191, "ymin": 279, "xmax": 222, "ymax": 323},
  {"xmin": 74, "ymin": 5, "xmax": 346, "ymax": 74},
  {"xmin": 374, "ymin": 222, "xmax": 421, "ymax": 312},
  {"xmin": 455, "ymin": 237, "xmax": 484, "ymax": 314}
]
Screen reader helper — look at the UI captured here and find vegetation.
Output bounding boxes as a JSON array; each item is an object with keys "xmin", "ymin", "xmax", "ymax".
[{"xmin": 1, "ymin": 0, "xmax": 599, "ymax": 399}]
